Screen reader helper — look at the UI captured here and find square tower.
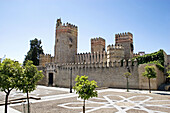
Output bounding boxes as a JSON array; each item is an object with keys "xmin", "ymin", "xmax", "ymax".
[
  {"xmin": 115, "ymin": 32, "xmax": 134, "ymax": 59},
  {"xmin": 54, "ymin": 19, "xmax": 78, "ymax": 64},
  {"xmin": 91, "ymin": 37, "xmax": 105, "ymax": 53}
]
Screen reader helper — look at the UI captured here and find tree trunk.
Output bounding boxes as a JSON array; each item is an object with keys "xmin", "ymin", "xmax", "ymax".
[
  {"xmin": 27, "ymin": 91, "xmax": 30, "ymax": 113},
  {"xmin": 83, "ymin": 99, "xmax": 85, "ymax": 113},
  {"xmin": 5, "ymin": 92, "xmax": 9, "ymax": 113},
  {"xmin": 148, "ymin": 78, "xmax": 151, "ymax": 93},
  {"xmin": 127, "ymin": 77, "xmax": 129, "ymax": 92}
]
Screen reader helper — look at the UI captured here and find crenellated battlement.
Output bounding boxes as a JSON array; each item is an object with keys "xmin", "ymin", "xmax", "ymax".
[
  {"xmin": 76, "ymin": 51, "xmax": 107, "ymax": 63},
  {"xmin": 40, "ymin": 54, "xmax": 52, "ymax": 57},
  {"xmin": 46, "ymin": 59, "xmax": 138, "ymax": 70},
  {"xmin": 107, "ymin": 44, "xmax": 124, "ymax": 50},
  {"xmin": 56, "ymin": 18, "xmax": 77, "ymax": 30},
  {"xmin": 115, "ymin": 32, "xmax": 133, "ymax": 38},
  {"xmin": 91, "ymin": 37, "xmax": 105, "ymax": 42},
  {"xmin": 115, "ymin": 32, "xmax": 133, "ymax": 44}
]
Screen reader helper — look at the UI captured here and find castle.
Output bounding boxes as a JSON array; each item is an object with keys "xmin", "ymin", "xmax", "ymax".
[{"xmin": 38, "ymin": 19, "xmax": 169, "ymax": 90}]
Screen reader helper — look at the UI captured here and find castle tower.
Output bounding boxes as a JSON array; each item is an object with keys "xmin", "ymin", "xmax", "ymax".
[
  {"xmin": 54, "ymin": 18, "xmax": 78, "ymax": 64},
  {"xmin": 91, "ymin": 37, "xmax": 105, "ymax": 53},
  {"xmin": 115, "ymin": 32, "xmax": 134, "ymax": 59},
  {"xmin": 107, "ymin": 44, "xmax": 124, "ymax": 62}
]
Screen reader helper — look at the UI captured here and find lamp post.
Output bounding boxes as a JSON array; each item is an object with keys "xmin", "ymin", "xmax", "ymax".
[{"xmin": 70, "ymin": 67, "xmax": 72, "ymax": 93}]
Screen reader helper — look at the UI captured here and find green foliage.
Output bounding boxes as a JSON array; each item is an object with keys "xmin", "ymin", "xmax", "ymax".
[
  {"xmin": 132, "ymin": 49, "xmax": 164, "ymax": 72},
  {"xmin": 142, "ymin": 65, "xmax": 156, "ymax": 79},
  {"xmin": 142, "ymin": 65, "xmax": 157, "ymax": 93},
  {"xmin": 17, "ymin": 60, "xmax": 44, "ymax": 93},
  {"xmin": 167, "ymin": 70, "xmax": 170, "ymax": 78},
  {"xmin": 0, "ymin": 58, "xmax": 22, "ymax": 92},
  {"xmin": 0, "ymin": 58, "xmax": 23, "ymax": 113},
  {"xmin": 146, "ymin": 61, "xmax": 164, "ymax": 72},
  {"xmin": 123, "ymin": 72, "xmax": 131, "ymax": 78},
  {"xmin": 167, "ymin": 65, "xmax": 170, "ymax": 78},
  {"xmin": 73, "ymin": 75, "xmax": 98, "ymax": 100},
  {"xmin": 24, "ymin": 38, "xmax": 44, "ymax": 66}
]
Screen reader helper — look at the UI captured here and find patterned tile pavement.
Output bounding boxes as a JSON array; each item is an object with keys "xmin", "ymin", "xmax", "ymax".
[{"xmin": 0, "ymin": 86, "xmax": 170, "ymax": 113}]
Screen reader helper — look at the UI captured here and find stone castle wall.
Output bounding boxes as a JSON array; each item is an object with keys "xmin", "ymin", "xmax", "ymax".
[
  {"xmin": 42, "ymin": 60, "xmax": 139, "ymax": 88},
  {"xmin": 39, "ymin": 60, "xmax": 165, "ymax": 90}
]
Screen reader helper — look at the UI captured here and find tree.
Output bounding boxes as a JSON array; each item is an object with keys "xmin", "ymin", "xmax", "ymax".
[
  {"xmin": 142, "ymin": 65, "xmax": 156, "ymax": 93},
  {"xmin": 24, "ymin": 38, "xmax": 44, "ymax": 66},
  {"xmin": 123, "ymin": 72, "xmax": 131, "ymax": 92},
  {"xmin": 167, "ymin": 70, "xmax": 170, "ymax": 78},
  {"xmin": 167, "ymin": 65, "xmax": 170, "ymax": 78},
  {"xmin": 17, "ymin": 60, "xmax": 44, "ymax": 113},
  {"xmin": 0, "ymin": 58, "xmax": 23, "ymax": 113},
  {"xmin": 73, "ymin": 75, "xmax": 98, "ymax": 113}
]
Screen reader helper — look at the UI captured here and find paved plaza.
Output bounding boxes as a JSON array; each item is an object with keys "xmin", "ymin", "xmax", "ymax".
[{"xmin": 0, "ymin": 86, "xmax": 170, "ymax": 113}]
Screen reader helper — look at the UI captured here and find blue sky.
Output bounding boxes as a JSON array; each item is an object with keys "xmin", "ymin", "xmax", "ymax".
[{"xmin": 0, "ymin": 0, "xmax": 170, "ymax": 63}]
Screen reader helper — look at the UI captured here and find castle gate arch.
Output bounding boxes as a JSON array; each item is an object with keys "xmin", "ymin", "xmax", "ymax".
[{"xmin": 48, "ymin": 73, "xmax": 53, "ymax": 86}]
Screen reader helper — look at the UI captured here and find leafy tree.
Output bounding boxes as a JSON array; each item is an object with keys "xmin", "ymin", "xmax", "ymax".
[
  {"xmin": 167, "ymin": 65, "xmax": 170, "ymax": 78},
  {"xmin": 142, "ymin": 65, "xmax": 156, "ymax": 93},
  {"xmin": 17, "ymin": 60, "xmax": 44, "ymax": 113},
  {"xmin": 24, "ymin": 38, "xmax": 44, "ymax": 66},
  {"xmin": 0, "ymin": 58, "xmax": 23, "ymax": 113},
  {"xmin": 73, "ymin": 75, "xmax": 98, "ymax": 113},
  {"xmin": 167, "ymin": 70, "xmax": 170, "ymax": 78},
  {"xmin": 123, "ymin": 72, "xmax": 131, "ymax": 92}
]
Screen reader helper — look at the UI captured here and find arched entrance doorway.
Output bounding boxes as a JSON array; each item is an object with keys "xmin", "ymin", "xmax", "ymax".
[{"xmin": 48, "ymin": 73, "xmax": 53, "ymax": 86}]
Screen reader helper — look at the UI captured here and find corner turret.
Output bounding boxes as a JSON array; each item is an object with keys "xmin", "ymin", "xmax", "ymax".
[{"xmin": 107, "ymin": 44, "xmax": 124, "ymax": 62}]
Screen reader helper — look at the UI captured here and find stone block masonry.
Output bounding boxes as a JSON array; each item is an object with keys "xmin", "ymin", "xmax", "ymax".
[{"xmin": 43, "ymin": 59, "xmax": 139, "ymax": 88}]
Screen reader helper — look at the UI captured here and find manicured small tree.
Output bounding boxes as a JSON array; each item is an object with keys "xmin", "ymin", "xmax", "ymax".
[
  {"xmin": 17, "ymin": 60, "xmax": 44, "ymax": 113},
  {"xmin": 73, "ymin": 75, "xmax": 98, "ymax": 113},
  {"xmin": 142, "ymin": 65, "xmax": 156, "ymax": 93},
  {"xmin": 0, "ymin": 58, "xmax": 23, "ymax": 113},
  {"xmin": 123, "ymin": 72, "xmax": 131, "ymax": 92}
]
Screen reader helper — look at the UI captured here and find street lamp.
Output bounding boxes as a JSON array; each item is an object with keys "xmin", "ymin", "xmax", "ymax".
[{"xmin": 70, "ymin": 67, "xmax": 72, "ymax": 93}]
